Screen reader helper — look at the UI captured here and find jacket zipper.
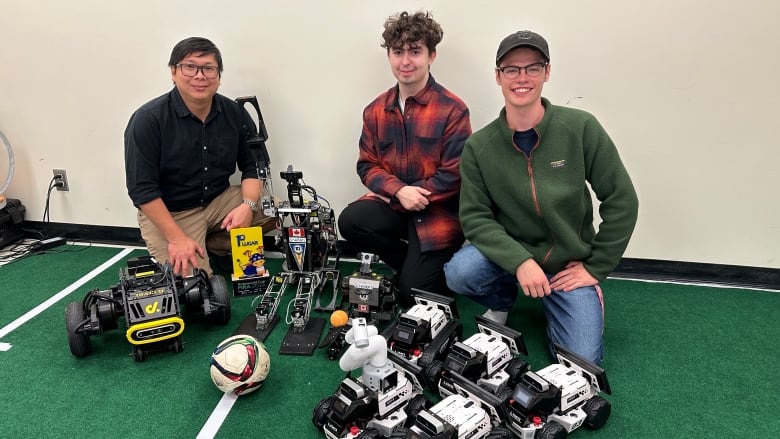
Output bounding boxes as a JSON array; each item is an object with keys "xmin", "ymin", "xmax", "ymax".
[{"xmin": 527, "ymin": 129, "xmax": 555, "ymax": 265}]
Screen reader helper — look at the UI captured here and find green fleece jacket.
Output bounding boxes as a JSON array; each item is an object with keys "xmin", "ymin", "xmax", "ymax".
[{"xmin": 459, "ymin": 98, "xmax": 638, "ymax": 281}]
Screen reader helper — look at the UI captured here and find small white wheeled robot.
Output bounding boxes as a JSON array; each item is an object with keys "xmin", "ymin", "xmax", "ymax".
[
  {"xmin": 503, "ymin": 344, "xmax": 612, "ymax": 438},
  {"xmin": 444, "ymin": 344, "xmax": 613, "ymax": 439},
  {"xmin": 312, "ymin": 318, "xmax": 429, "ymax": 438},
  {"xmin": 383, "ymin": 289, "xmax": 463, "ymax": 390},
  {"xmin": 436, "ymin": 315, "xmax": 529, "ymax": 400}
]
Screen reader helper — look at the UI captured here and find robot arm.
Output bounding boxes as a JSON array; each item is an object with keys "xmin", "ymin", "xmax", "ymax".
[{"xmin": 339, "ymin": 318, "xmax": 388, "ymax": 371}]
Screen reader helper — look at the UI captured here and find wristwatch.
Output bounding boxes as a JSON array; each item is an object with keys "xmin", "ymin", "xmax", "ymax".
[{"xmin": 242, "ymin": 199, "xmax": 259, "ymax": 213}]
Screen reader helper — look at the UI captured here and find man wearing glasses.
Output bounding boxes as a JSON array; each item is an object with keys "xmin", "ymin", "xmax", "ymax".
[
  {"xmin": 338, "ymin": 11, "xmax": 471, "ymax": 307},
  {"xmin": 444, "ymin": 31, "xmax": 638, "ymax": 365},
  {"xmin": 125, "ymin": 37, "xmax": 274, "ymax": 276}
]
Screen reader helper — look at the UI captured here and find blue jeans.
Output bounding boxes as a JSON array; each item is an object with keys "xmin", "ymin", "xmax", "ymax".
[{"xmin": 444, "ymin": 244, "xmax": 604, "ymax": 365}]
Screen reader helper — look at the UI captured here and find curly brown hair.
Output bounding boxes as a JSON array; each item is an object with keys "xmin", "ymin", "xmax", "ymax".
[{"xmin": 381, "ymin": 11, "xmax": 444, "ymax": 54}]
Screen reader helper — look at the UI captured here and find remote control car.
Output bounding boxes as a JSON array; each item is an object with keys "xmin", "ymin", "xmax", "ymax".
[
  {"xmin": 406, "ymin": 393, "xmax": 514, "ymax": 439},
  {"xmin": 449, "ymin": 344, "xmax": 612, "ymax": 439},
  {"xmin": 312, "ymin": 318, "xmax": 429, "ymax": 439},
  {"xmin": 504, "ymin": 344, "xmax": 612, "ymax": 438},
  {"xmin": 383, "ymin": 289, "xmax": 462, "ymax": 388},
  {"xmin": 65, "ymin": 255, "xmax": 231, "ymax": 362},
  {"xmin": 437, "ymin": 315, "xmax": 529, "ymax": 400}
]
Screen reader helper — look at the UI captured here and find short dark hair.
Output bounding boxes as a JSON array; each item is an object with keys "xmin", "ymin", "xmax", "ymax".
[
  {"xmin": 381, "ymin": 11, "xmax": 443, "ymax": 54},
  {"xmin": 168, "ymin": 37, "xmax": 223, "ymax": 72}
]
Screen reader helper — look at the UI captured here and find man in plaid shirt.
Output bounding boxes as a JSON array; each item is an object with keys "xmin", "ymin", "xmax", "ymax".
[{"xmin": 338, "ymin": 11, "xmax": 472, "ymax": 306}]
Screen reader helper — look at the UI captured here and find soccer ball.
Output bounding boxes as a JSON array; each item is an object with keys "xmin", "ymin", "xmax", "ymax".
[{"xmin": 209, "ymin": 334, "xmax": 270, "ymax": 395}]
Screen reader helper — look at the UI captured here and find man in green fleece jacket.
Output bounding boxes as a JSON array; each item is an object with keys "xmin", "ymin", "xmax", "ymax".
[{"xmin": 444, "ymin": 30, "xmax": 638, "ymax": 365}]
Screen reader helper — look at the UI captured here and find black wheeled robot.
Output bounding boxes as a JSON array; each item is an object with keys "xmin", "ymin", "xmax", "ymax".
[{"xmin": 65, "ymin": 255, "xmax": 231, "ymax": 362}]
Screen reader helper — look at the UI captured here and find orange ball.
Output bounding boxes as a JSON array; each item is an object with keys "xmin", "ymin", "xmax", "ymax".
[{"xmin": 330, "ymin": 310, "xmax": 349, "ymax": 327}]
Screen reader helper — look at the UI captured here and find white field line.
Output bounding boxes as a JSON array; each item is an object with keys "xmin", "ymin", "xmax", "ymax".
[
  {"xmin": 607, "ymin": 275, "xmax": 780, "ymax": 293},
  {"xmin": 197, "ymin": 392, "xmax": 239, "ymax": 439},
  {"xmin": 0, "ymin": 248, "xmax": 134, "ymax": 342}
]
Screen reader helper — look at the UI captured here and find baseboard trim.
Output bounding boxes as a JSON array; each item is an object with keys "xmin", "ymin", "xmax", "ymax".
[
  {"xmin": 24, "ymin": 221, "xmax": 145, "ymax": 246},
  {"xmin": 23, "ymin": 221, "xmax": 779, "ymax": 290},
  {"xmin": 613, "ymin": 258, "xmax": 778, "ymax": 290}
]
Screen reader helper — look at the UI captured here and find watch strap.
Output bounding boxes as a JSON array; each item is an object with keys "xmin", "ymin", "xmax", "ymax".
[{"xmin": 242, "ymin": 199, "xmax": 259, "ymax": 213}]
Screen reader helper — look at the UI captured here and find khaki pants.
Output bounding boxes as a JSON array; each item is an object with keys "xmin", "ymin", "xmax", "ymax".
[{"xmin": 138, "ymin": 186, "xmax": 276, "ymax": 274}]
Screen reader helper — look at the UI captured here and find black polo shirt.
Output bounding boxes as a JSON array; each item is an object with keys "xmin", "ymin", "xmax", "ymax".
[{"xmin": 124, "ymin": 88, "xmax": 258, "ymax": 212}]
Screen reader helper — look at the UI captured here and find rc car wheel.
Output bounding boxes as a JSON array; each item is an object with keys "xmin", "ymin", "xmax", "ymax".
[
  {"xmin": 133, "ymin": 346, "xmax": 146, "ymax": 362},
  {"xmin": 312, "ymin": 395, "xmax": 336, "ymax": 429},
  {"xmin": 387, "ymin": 428, "xmax": 409, "ymax": 438},
  {"xmin": 65, "ymin": 301, "xmax": 91, "ymax": 357},
  {"xmin": 169, "ymin": 337, "xmax": 184, "ymax": 354},
  {"xmin": 404, "ymin": 394, "xmax": 430, "ymax": 426},
  {"xmin": 487, "ymin": 425, "xmax": 514, "ymax": 439},
  {"xmin": 422, "ymin": 359, "xmax": 443, "ymax": 391},
  {"xmin": 495, "ymin": 385, "xmax": 513, "ymax": 403},
  {"xmin": 505, "ymin": 357, "xmax": 530, "ymax": 386},
  {"xmin": 583, "ymin": 395, "xmax": 611, "ymax": 429},
  {"xmin": 356, "ymin": 427, "xmax": 382, "ymax": 439},
  {"xmin": 536, "ymin": 422, "xmax": 566, "ymax": 439},
  {"xmin": 208, "ymin": 275, "xmax": 232, "ymax": 325}
]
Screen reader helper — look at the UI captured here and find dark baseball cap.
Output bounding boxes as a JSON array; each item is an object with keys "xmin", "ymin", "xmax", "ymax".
[{"xmin": 496, "ymin": 30, "xmax": 550, "ymax": 65}]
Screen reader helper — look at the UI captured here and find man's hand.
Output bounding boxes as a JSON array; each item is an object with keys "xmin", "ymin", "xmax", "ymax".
[
  {"xmin": 516, "ymin": 259, "xmax": 551, "ymax": 298},
  {"xmin": 221, "ymin": 203, "xmax": 254, "ymax": 231},
  {"xmin": 395, "ymin": 186, "xmax": 431, "ymax": 211},
  {"xmin": 550, "ymin": 261, "xmax": 598, "ymax": 292},
  {"xmin": 167, "ymin": 236, "xmax": 206, "ymax": 276}
]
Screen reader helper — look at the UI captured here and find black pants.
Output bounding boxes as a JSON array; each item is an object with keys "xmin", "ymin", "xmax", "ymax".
[{"xmin": 338, "ymin": 199, "xmax": 460, "ymax": 307}]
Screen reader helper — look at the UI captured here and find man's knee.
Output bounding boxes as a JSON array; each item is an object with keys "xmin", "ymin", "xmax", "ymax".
[
  {"xmin": 205, "ymin": 230, "xmax": 230, "ymax": 255},
  {"xmin": 444, "ymin": 245, "xmax": 484, "ymax": 294},
  {"xmin": 546, "ymin": 307, "xmax": 604, "ymax": 365},
  {"xmin": 337, "ymin": 203, "xmax": 363, "ymax": 238}
]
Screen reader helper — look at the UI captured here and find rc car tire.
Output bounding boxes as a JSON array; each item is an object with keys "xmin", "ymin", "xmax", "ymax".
[
  {"xmin": 387, "ymin": 428, "xmax": 409, "ymax": 438},
  {"xmin": 65, "ymin": 301, "xmax": 91, "ymax": 357},
  {"xmin": 536, "ymin": 422, "xmax": 566, "ymax": 439},
  {"xmin": 583, "ymin": 395, "xmax": 611, "ymax": 429},
  {"xmin": 133, "ymin": 346, "xmax": 146, "ymax": 362},
  {"xmin": 422, "ymin": 359, "xmax": 443, "ymax": 390},
  {"xmin": 495, "ymin": 385, "xmax": 513, "ymax": 403},
  {"xmin": 312, "ymin": 395, "xmax": 336, "ymax": 429},
  {"xmin": 487, "ymin": 425, "xmax": 514, "ymax": 439},
  {"xmin": 404, "ymin": 394, "xmax": 430, "ymax": 426},
  {"xmin": 170, "ymin": 337, "xmax": 184, "ymax": 354},
  {"xmin": 208, "ymin": 275, "xmax": 232, "ymax": 325},
  {"xmin": 505, "ymin": 357, "xmax": 530, "ymax": 386},
  {"xmin": 356, "ymin": 427, "xmax": 382, "ymax": 439}
]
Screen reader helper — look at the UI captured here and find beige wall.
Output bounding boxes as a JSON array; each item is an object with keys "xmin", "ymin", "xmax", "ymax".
[{"xmin": 1, "ymin": 0, "xmax": 778, "ymax": 268}]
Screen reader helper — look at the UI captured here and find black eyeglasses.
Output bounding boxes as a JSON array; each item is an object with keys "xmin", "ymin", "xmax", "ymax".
[
  {"xmin": 497, "ymin": 62, "xmax": 548, "ymax": 78},
  {"xmin": 176, "ymin": 63, "xmax": 220, "ymax": 79}
]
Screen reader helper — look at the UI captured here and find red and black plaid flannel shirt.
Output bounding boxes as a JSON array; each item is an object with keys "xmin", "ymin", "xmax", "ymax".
[{"xmin": 356, "ymin": 75, "xmax": 471, "ymax": 252}]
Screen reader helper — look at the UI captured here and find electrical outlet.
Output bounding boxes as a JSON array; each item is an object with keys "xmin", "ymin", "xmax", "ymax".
[{"xmin": 53, "ymin": 169, "xmax": 69, "ymax": 191}]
